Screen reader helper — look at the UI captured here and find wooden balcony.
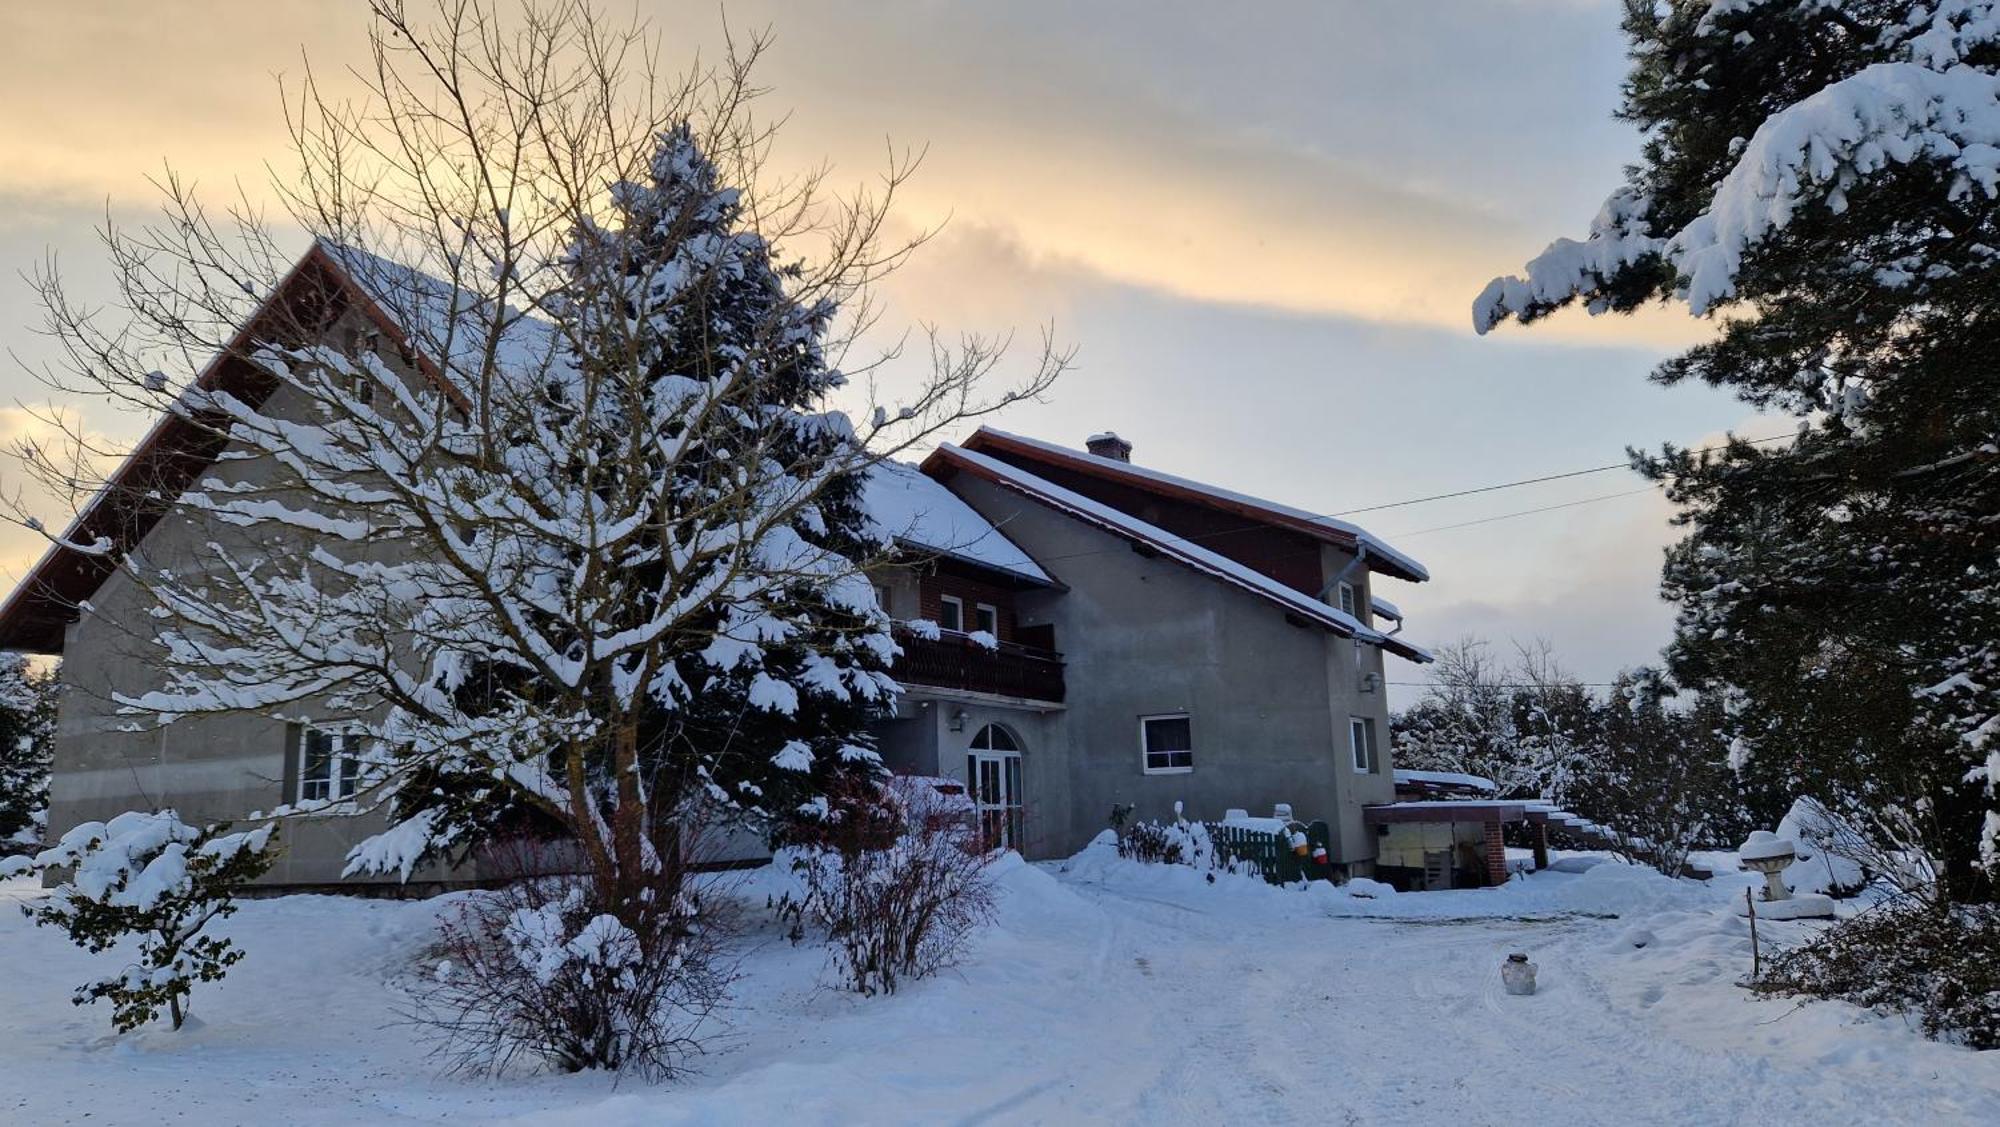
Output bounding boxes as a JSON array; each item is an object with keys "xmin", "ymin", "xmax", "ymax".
[{"xmin": 892, "ymin": 626, "xmax": 1066, "ymax": 704}]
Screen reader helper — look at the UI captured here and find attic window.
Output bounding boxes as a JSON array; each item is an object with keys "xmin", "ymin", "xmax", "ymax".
[{"xmin": 1336, "ymin": 581, "xmax": 1357, "ymax": 619}]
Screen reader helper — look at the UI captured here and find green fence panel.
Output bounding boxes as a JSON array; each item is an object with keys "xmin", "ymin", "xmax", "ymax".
[{"xmin": 1201, "ymin": 819, "xmax": 1335, "ymax": 885}]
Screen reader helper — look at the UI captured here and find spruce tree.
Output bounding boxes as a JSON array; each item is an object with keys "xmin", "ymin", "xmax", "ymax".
[
  {"xmin": 382, "ymin": 126, "xmax": 898, "ymax": 876},
  {"xmin": 0, "ymin": 654, "xmax": 55, "ymax": 849},
  {"xmin": 1478, "ymin": 2, "xmax": 2000, "ymax": 903}
]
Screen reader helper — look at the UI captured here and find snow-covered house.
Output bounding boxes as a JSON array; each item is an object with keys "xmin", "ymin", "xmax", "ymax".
[{"xmin": 0, "ymin": 246, "xmax": 1435, "ymax": 886}]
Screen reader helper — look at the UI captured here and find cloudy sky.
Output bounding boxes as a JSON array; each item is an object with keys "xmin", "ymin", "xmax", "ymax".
[{"xmin": 0, "ymin": 1, "xmax": 1779, "ymax": 699}]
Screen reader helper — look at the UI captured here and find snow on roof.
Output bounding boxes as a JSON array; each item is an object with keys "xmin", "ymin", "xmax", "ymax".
[
  {"xmin": 862, "ymin": 461, "xmax": 1049, "ymax": 584},
  {"xmin": 1369, "ymin": 594, "xmax": 1403, "ymax": 621},
  {"xmin": 1393, "ymin": 769, "xmax": 1497, "ymax": 793},
  {"xmin": 968, "ymin": 427, "xmax": 1430, "ymax": 582},
  {"xmin": 318, "ymin": 239, "xmax": 566, "ymax": 388},
  {"xmin": 936, "ymin": 444, "xmax": 1431, "ymax": 662}
]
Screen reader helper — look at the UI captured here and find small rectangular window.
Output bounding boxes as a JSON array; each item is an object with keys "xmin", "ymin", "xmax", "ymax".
[
  {"xmin": 1349, "ymin": 716, "xmax": 1378, "ymax": 774},
  {"xmin": 874, "ymin": 584, "xmax": 893, "ymax": 617},
  {"xmin": 1141, "ymin": 714, "xmax": 1194, "ymax": 774},
  {"xmin": 1336, "ymin": 581, "xmax": 1357, "ymax": 619},
  {"xmin": 298, "ymin": 727, "xmax": 365, "ymax": 803},
  {"xmin": 974, "ymin": 602, "xmax": 998, "ymax": 637},
  {"xmin": 938, "ymin": 594, "xmax": 964, "ymax": 633}
]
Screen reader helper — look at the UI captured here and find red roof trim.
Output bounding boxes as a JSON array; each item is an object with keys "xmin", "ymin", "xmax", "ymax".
[{"xmin": 959, "ymin": 427, "xmax": 1428, "ymax": 583}]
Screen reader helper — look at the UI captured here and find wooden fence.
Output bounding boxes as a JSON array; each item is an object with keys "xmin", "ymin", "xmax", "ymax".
[{"xmin": 1203, "ymin": 819, "xmax": 1336, "ymax": 885}]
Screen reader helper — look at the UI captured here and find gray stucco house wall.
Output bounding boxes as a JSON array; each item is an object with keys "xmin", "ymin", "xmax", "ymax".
[{"xmin": 940, "ymin": 473, "xmax": 1398, "ymax": 866}]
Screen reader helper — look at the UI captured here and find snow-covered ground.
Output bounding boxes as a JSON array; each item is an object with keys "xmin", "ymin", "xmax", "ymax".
[{"xmin": 4, "ymin": 843, "xmax": 1997, "ymax": 1125}]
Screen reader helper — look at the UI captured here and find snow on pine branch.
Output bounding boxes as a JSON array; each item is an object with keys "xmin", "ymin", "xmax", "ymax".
[{"xmin": 1477, "ymin": 56, "xmax": 2000, "ymax": 329}]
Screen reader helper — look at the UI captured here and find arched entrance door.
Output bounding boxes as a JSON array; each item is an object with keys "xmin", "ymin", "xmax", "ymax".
[{"xmin": 966, "ymin": 723, "xmax": 1023, "ymax": 850}]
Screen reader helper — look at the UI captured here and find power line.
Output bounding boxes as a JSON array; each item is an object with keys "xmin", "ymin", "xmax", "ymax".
[
  {"xmin": 1011, "ymin": 430, "xmax": 1795, "ymax": 567},
  {"xmin": 1385, "ymin": 485, "xmax": 1661, "ymax": 539},
  {"xmin": 1325, "ymin": 431, "xmax": 1795, "ymax": 518}
]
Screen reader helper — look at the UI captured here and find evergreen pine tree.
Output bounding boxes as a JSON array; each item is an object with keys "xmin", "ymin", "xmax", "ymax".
[
  {"xmin": 374, "ymin": 125, "xmax": 897, "ymax": 880},
  {"xmin": 0, "ymin": 654, "xmax": 56, "ymax": 849},
  {"xmin": 1478, "ymin": 2, "xmax": 2000, "ymax": 903}
]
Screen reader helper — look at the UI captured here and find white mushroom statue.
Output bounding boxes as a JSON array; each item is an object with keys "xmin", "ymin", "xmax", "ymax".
[
  {"xmin": 1738, "ymin": 830, "xmax": 1797, "ymax": 902},
  {"xmin": 1736, "ymin": 830, "xmax": 1836, "ymax": 921}
]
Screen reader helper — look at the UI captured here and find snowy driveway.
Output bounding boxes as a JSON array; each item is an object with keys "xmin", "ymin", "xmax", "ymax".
[{"xmin": 4, "ymin": 859, "xmax": 1998, "ymax": 1126}]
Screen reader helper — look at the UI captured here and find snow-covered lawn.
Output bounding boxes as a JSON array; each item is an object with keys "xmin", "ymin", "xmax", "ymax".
[{"xmin": 4, "ymin": 845, "xmax": 1997, "ymax": 1125}]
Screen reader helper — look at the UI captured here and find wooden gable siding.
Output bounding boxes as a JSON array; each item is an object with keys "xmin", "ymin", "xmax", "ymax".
[{"xmin": 973, "ymin": 451, "xmax": 1327, "ymax": 598}]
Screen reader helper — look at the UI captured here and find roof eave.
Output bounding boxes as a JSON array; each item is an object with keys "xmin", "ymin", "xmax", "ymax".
[{"xmin": 960, "ymin": 427, "xmax": 1429, "ymax": 583}]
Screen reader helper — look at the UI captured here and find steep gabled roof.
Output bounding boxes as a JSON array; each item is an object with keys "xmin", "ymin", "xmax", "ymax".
[
  {"xmin": 0, "ymin": 242, "xmax": 436, "ymax": 655},
  {"xmin": 959, "ymin": 427, "xmax": 1429, "ymax": 583},
  {"xmin": 926, "ymin": 444, "xmax": 1432, "ymax": 663},
  {"xmin": 861, "ymin": 461, "xmax": 1050, "ymax": 585}
]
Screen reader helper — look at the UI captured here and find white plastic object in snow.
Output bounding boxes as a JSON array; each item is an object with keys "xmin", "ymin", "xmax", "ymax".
[
  {"xmin": 1273, "ymin": 803, "xmax": 1293, "ymax": 821},
  {"xmin": 1501, "ymin": 952, "xmax": 1537, "ymax": 996}
]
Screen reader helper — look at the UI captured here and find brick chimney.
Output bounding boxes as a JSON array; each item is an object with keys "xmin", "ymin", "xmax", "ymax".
[{"xmin": 1085, "ymin": 431, "xmax": 1132, "ymax": 462}]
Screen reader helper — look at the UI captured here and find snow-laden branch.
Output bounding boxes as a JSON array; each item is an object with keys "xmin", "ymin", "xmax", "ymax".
[{"xmin": 1477, "ymin": 60, "xmax": 2000, "ymax": 329}]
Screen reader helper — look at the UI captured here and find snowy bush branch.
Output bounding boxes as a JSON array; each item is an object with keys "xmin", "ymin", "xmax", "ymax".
[{"xmin": 2, "ymin": 810, "xmax": 276, "ymax": 1031}]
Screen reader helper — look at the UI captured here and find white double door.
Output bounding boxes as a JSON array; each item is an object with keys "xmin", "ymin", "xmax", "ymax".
[{"xmin": 967, "ymin": 751, "xmax": 1024, "ymax": 851}]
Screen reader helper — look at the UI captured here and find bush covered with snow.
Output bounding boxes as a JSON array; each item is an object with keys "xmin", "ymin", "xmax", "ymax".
[
  {"xmin": 1775, "ymin": 798, "xmax": 1869, "ymax": 898},
  {"xmin": 780, "ymin": 776, "xmax": 995, "ymax": 996},
  {"xmin": 1756, "ymin": 901, "xmax": 2000, "ymax": 1050},
  {"xmin": 1, "ymin": 810, "xmax": 274, "ymax": 1031},
  {"xmin": 408, "ymin": 857, "xmax": 727, "ymax": 1080}
]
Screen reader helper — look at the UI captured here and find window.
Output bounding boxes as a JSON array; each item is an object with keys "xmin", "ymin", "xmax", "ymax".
[
  {"xmin": 874, "ymin": 584, "xmax": 893, "ymax": 617},
  {"xmin": 1349, "ymin": 716, "xmax": 1379, "ymax": 774},
  {"xmin": 1336, "ymin": 581, "xmax": 1358, "ymax": 619},
  {"xmin": 938, "ymin": 594, "xmax": 964, "ymax": 632},
  {"xmin": 298, "ymin": 726, "xmax": 364, "ymax": 803},
  {"xmin": 974, "ymin": 602, "xmax": 999, "ymax": 637},
  {"xmin": 969, "ymin": 723, "xmax": 1020, "ymax": 752},
  {"xmin": 1141, "ymin": 714, "xmax": 1194, "ymax": 774}
]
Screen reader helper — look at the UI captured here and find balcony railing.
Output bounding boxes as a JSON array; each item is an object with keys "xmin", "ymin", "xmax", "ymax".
[{"xmin": 892, "ymin": 626, "xmax": 1066, "ymax": 704}]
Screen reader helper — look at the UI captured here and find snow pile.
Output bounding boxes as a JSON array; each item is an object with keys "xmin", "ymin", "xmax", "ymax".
[
  {"xmin": 1739, "ymin": 829, "xmax": 1798, "ymax": 863},
  {"xmin": 1393, "ymin": 768, "xmax": 1498, "ymax": 793},
  {"xmin": 5, "ymin": 847, "xmax": 2000, "ymax": 1123},
  {"xmin": 1307, "ymin": 860, "xmax": 1733, "ymax": 920},
  {"xmin": 1776, "ymin": 797, "xmax": 1867, "ymax": 894}
]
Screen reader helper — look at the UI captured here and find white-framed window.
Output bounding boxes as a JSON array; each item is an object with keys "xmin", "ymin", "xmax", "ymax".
[
  {"xmin": 1336, "ymin": 581, "xmax": 1358, "ymax": 619},
  {"xmin": 1349, "ymin": 716, "xmax": 1378, "ymax": 774},
  {"xmin": 938, "ymin": 594, "xmax": 965, "ymax": 633},
  {"xmin": 974, "ymin": 602, "xmax": 999, "ymax": 637},
  {"xmin": 298, "ymin": 726, "xmax": 365, "ymax": 803},
  {"xmin": 1140, "ymin": 713, "xmax": 1194, "ymax": 774},
  {"xmin": 874, "ymin": 583, "xmax": 893, "ymax": 617}
]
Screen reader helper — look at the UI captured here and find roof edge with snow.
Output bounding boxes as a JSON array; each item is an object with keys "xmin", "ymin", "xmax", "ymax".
[
  {"xmin": 929, "ymin": 444, "xmax": 1432, "ymax": 663},
  {"xmin": 959, "ymin": 427, "xmax": 1429, "ymax": 583}
]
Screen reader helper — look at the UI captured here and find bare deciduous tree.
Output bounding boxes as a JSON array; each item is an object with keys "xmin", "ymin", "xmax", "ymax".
[{"xmin": 4, "ymin": 0, "xmax": 1065, "ymax": 1071}]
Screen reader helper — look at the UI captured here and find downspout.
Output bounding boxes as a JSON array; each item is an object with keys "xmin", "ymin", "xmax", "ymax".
[{"xmin": 1315, "ymin": 543, "xmax": 1368, "ymax": 604}]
